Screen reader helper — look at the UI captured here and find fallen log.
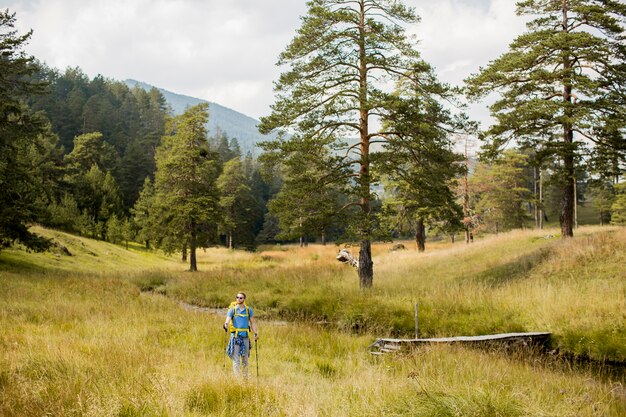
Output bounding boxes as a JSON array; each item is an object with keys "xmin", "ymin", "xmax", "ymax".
[
  {"xmin": 370, "ymin": 332, "xmax": 552, "ymax": 355},
  {"xmin": 336, "ymin": 248, "xmax": 358, "ymax": 268}
]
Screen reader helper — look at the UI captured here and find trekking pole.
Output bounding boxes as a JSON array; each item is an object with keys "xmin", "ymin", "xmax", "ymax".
[
  {"xmin": 255, "ymin": 339, "xmax": 259, "ymax": 379},
  {"xmin": 222, "ymin": 326, "xmax": 227, "ymax": 370}
]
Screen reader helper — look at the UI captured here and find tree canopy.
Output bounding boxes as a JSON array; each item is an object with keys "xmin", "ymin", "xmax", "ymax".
[
  {"xmin": 466, "ymin": 0, "xmax": 626, "ymax": 238},
  {"xmin": 0, "ymin": 10, "xmax": 50, "ymax": 251}
]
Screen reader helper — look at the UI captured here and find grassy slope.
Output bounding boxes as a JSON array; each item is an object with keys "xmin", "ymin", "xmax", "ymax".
[{"xmin": 0, "ymin": 226, "xmax": 624, "ymax": 416}]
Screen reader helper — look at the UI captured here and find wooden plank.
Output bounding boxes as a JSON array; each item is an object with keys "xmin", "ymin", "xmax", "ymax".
[{"xmin": 370, "ymin": 332, "xmax": 551, "ymax": 355}]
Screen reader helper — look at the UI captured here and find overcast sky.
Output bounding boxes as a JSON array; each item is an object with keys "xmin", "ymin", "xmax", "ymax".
[{"xmin": 3, "ymin": 0, "xmax": 527, "ymax": 126}]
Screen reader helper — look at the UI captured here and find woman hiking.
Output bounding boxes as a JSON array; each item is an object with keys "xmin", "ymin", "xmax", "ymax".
[{"xmin": 223, "ymin": 292, "xmax": 258, "ymax": 378}]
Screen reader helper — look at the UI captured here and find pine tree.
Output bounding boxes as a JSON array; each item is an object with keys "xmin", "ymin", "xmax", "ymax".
[
  {"xmin": 466, "ymin": 0, "xmax": 626, "ymax": 238},
  {"xmin": 217, "ymin": 158, "xmax": 257, "ymax": 249},
  {"xmin": 470, "ymin": 150, "xmax": 532, "ymax": 233},
  {"xmin": 262, "ymin": 134, "xmax": 346, "ymax": 246},
  {"xmin": 260, "ymin": 0, "xmax": 429, "ymax": 288},
  {"xmin": 131, "ymin": 177, "xmax": 156, "ymax": 249},
  {"xmin": 63, "ymin": 132, "xmax": 116, "ymax": 173},
  {"xmin": 152, "ymin": 104, "xmax": 220, "ymax": 271},
  {"xmin": 610, "ymin": 182, "xmax": 626, "ymax": 225},
  {"xmin": 588, "ymin": 179, "xmax": 615, "ymax": 224},
  {"xmin": 378, "ymin": 70, "xmax": 465, "ymax": 252},
  {"xmin": 0, "ymin": 10, "xmax": 50, "ymax": 251}
]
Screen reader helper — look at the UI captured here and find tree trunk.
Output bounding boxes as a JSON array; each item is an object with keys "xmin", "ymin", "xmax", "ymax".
[
  {"xmin": 358, "ymin": 239, "xmax": 373, "ymax": 288},
  {"xmin": 451, "ymin": 234, "xmax": 455, "ymax": 244},
  {"xmin": 227, "ymin": 231, "xmax": 233, "ymax": 249},
  {"xmin": 321, "ymin": 231, "xmax": 326, "ymax": 246},
  {"xmin": 560, "ymin": 146, "xmax": 575, "ymax": 238},
  {"xmin": 573, "ymin": 176, "xmax": 578, "ymax": 229},
  {"xmin": 539, "ymin": 168, "xmax": 545, "ymax": 230},
  {"xmin": 560, "ymin": 0, "xmax": 574, "ymax": 238},
  {"xmin": 415, "ymin": 218, "xmax": 425, "ymax": 252},
  {"xmin": 189, "ymin": 227, "xmax": 197, "ymax": 272},
  {"xmin": 534, "ymin": 167, "xmax": 539, "ymax": 228},
  {"xmin": 463, "ymin": 138, "xmax": 471, "ymax": 244},
  {"xmin": 357, "ymin": 0, "xmax": 373, "ymax": 289}
]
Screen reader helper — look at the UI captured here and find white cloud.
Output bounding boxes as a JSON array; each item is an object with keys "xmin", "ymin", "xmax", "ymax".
[
  {"xmin": 409, "ymin": 0, "xmax": 526, "ymax": 82},
  {"xmin": 406, "ymin": 0, "xmax": 528, "ymax": 129},
  {"xmin": 4, "ymin": 0, "xmax": 306, "ymax": 118},
  {"xmin": 2, "ymin": 0, "xmax": 526, "ymax": 125}
]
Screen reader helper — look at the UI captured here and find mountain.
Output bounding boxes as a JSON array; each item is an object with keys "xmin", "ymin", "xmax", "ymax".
[{"xmin": 125, "ymin": 79, "xmax": 276, "ymax": 155}]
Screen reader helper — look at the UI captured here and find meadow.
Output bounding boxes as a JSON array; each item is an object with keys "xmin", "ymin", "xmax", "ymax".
[{"xmin": 0, "ymin": 226, "xmax": 624, "ymax": 416}]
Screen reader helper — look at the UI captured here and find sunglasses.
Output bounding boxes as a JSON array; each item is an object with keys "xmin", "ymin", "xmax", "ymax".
[{"xmin": 236, "ymin": 296, "xmax": 245, "ymax": 299}]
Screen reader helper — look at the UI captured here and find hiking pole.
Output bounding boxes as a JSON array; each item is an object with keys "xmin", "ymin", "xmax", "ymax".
[
  {"xmin": 222, "ymin": 325, "xmax": 227, "ymax": 370},
  {"xmin": 255, "ymin": 339, "xmax": 259, "ymax": 379}
]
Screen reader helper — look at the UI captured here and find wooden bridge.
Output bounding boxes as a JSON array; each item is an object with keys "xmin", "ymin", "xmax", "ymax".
[{"xmin": 370, "ymin": 332, "xmax": 552, "ymax": 355}]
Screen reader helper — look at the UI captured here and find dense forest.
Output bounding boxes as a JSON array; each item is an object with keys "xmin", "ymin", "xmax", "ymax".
[{"xmin": 1, "ymin": 2, "xmax": 625, "ymax": 278}]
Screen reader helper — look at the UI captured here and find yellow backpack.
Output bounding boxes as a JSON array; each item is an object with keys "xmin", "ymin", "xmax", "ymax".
[{"xmin": 228, "ymin": 301, "xmax": 251, "ymax": 337}]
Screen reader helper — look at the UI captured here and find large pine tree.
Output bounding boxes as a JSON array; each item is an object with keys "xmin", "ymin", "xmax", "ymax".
[
  {"xmin": 152, "ymin": 104, "xmax": 220, "ymax": 271},
  {"xmin": 259, "ymin": 0, "xmax": 431, "ymax": 288},
  {"xmin": 466, "ymin": 0, "xmax": 626, "ymax": 238}
]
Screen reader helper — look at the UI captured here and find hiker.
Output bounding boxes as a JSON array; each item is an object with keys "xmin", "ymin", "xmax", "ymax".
[{"xmin": 223, "ymin": 292, "xmax": 258, "ymax": 378}]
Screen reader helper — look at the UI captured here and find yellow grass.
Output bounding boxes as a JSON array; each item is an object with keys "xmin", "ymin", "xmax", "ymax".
[{"xmin": 1, "ymin": 225, "xmax": 624, "ymax": 416}]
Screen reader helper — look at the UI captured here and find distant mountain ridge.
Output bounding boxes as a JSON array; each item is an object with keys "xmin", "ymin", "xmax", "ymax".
[{"xmin": 125, "ymin": 79, "xmax": 275, "ymax": 155}]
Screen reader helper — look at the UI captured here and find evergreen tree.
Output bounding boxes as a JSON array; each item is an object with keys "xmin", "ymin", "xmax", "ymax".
[
  {"xmin": 244, "ymin": 153, "xmax": 278, "ymax": 243},
  {"xmin": 262, "ymin": 134, "xmax": 346, "ymax": 246},
  {"xmin": 588, "ymin": 179, "xmax": 615, "ymax": 225},
  {"xmin": 255, "ymin": 212, "xmax": 281, "ymax": 244},
  {"xmin": 23, "ymin": 127, "xmax": 65, "ymax": 226},
  {"xmin": 0, "ymin": 10, "xmax": 50, "ymax": 251},
  {"xmin": 209, "ymin": 131, "xmax": 241, "ymax": 163},
  {"xmin": 217, "ymin": 158, "xmax": 258, "ymax": 249},
  {"xmin": 70, "ymin": 164, "xmax": 122, "ymax": 239},
  {"xmin": 470, "ymin": 150, "xmax": 532, "ymax": 233},
  {"xmin": 48, "ymin": 193, "xmax": 81, "ymax": 232},
  {"xmin": 466, "ymin": 0, "xmax": 626, "ymax": 238},
  {"xmin": 378, "ymin": 70, "xmax": 465, "ymax": 252},
  {"xmin": 131, "ymin": 177, "xmax": 156, "ymax": 249},
  {"xmin": 152, "ymin": 104, "xmax": 220, "ymax": 271},
  {"xmin": 610, "ymin": 182, "xmax": 626, "ymax": 225},
  {"xmin": 105, "ymin": 215, "xmax": 124, "ymax": 244},
  {"xmin": 260, "ymin": 0, "xmax": 430, "ymax": 288},
  {"xmin": 64, "ymin": 132, "xmax": 116, "ymax": 173}
]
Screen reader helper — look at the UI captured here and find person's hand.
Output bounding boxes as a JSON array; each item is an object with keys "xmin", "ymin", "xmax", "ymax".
[
  {"xmin": 223, "ymin": 323, "xmax": 228, "ymax": 332},
  {"xmin": 254, "ymin": 333, "xmax": 259, "ymax": 341}
]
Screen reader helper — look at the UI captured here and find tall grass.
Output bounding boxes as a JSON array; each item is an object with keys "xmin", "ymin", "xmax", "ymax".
[
  {"xmin": 156, "ymin": 227, "xmax": 626, "ymax": 362},
  {"xmin": 1, "ymin": 270, "xmax": 623, "ymax": 416},
  {"xmin": 1, "ymin": 225, "xmax": 624, "ymax": 415}
]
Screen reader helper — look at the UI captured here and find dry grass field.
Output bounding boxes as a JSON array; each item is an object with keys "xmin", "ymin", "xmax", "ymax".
[{"xmin": 0, "ymin": 226, "xmax": 624, "ymax": 416}]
